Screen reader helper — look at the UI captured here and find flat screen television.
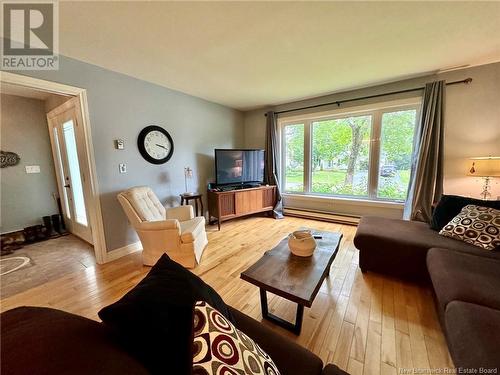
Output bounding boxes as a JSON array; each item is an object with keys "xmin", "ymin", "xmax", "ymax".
[{"xmin": 215, "ymin": 149, "xmax": 265, "ymax": 186}]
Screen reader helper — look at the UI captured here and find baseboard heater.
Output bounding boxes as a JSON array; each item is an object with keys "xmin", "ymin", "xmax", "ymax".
[{"xmin": 283, "ymin": 207, "xmax": 360, "ymax": 226}]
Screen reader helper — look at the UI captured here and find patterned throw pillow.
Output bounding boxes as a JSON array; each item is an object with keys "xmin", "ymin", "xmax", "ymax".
[
  {"xmin": 192, "ymin": 301, "xmax": 280, "ymax": 375},
  {"xmin": 439, "ymin": 204, "xmax": 500, "ymax": 250}
]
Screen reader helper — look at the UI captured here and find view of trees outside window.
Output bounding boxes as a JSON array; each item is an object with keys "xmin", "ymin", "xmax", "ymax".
[
  {"xmin": 311, "ymin": 115, "xmax": 371, "ymax": 196},
  {"xmin": 284, "ymin": 123, "xmax": 304, "ymax": 192},
  {"xmin": 282, "ymin": 106, "xmax": 418, "ymax": 201},
  {"xmin": 377, "ymin": 109, "xmax": 417, "ymax": 200}
]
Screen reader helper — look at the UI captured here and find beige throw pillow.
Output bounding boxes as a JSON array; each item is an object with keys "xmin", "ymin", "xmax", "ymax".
[
  {"xmin": 439, "ymin": 204, "xmax": 500, "ymax": 251},
  {"xmin": 193, "ymin": 300, "xmax": 280, "ymax": 375}
]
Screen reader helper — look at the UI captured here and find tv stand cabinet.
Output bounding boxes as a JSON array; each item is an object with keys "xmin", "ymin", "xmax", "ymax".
[{"xmin": 208, "ymin": 185, "xmax": 277, "ymax": 230}]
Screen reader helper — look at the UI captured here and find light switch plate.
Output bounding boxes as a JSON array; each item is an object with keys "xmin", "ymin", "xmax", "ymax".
[
  {"xmin": 115, "ymin": 139, "xmax": 124, "ymax": 150},
  {"xmin": 25, "ymin": 165, "xmax": 40, "ymax": 174},
  {"xmin": 119, "ymin": 163, "xmax": 127, "ymax": 173}
]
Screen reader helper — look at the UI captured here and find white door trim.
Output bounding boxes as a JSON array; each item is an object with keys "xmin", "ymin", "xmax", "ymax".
[
  {"xmin": 47, "ymin": 98, "xmax": 94, "ymax": 243},
  {"xmin": 1, "ymin": 71, "xmax": 108, "ymax": 264}
]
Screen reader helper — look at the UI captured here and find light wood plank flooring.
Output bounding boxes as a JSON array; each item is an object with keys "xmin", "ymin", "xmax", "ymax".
[
  {"xmin": 0, "ymin": 216, "xmax": 453, "ymax": 373},
  {"xmin": 1, "ymin": 234, "xmax": 95, "ymax": 298}
]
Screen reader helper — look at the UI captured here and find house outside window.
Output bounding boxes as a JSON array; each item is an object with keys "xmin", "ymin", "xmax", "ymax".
[{"xmin": 280, "ymin": 99, "xmax": 420, "ymax": 202}]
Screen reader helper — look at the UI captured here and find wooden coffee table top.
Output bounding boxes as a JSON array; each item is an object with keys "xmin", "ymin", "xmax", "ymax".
[{"xmin": 240, "ymin": 230, "xmax": 342, "ymax": 307}]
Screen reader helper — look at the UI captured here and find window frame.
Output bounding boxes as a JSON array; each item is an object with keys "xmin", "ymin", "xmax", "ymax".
[{"xmin": 279, "ymin": 97, "xmax": 421, "ymax": 203}]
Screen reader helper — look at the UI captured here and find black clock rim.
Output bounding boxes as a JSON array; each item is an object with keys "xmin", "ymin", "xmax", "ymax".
[{"xmin": 137, "ymin": 125, "xmax": 174, "ymax": 164}]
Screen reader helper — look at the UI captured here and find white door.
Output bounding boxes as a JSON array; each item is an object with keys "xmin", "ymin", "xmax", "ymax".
[{"xmin": 47, "ymin": 98, "xmax": 93, "ymax": 243}]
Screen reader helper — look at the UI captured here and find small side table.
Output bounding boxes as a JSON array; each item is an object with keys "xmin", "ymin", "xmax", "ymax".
[{"xmin": 180, "ymin": 193, "xmax": 204, "ymax": 218}]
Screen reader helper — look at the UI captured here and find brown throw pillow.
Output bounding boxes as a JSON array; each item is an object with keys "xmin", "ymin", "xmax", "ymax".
[
  {"xmin": 98, "ymin": 254, "xmax": 234, "ymax": 374},
  {"xmin": 439, "ymin": 204, "xmax": 500, "ymax": 250},
  {"xmin": 193, "ymin": 301, "xmax": 281, "ymax": 375}
]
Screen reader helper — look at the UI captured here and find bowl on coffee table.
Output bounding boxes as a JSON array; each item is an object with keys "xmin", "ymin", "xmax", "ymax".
[{"xmin": 288, "ymin": 230, "xmax": 317, "ymax": 257}]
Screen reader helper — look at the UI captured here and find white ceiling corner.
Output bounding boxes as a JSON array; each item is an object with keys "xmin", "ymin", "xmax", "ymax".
[{"xmin": 58, "ymin": 1, "xmax": 500, "ymax": 110}]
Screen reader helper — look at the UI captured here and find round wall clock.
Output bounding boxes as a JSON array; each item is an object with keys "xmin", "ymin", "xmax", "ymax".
[{"xmin": 137, "ymin": 125, "xmax": 174, "ymax": 164}]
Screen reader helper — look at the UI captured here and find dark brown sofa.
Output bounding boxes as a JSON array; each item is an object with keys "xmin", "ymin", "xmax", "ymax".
[
  {"xmin": 426, "ymin": 248, "xmax": 500, "ymax": 370},
  {"xmin": 427, "ymin": 248, "xmax": 500, "ymax": 317},
  {"xmin": 354, "ymin": 216, "xmax": 500, "ymax": 281},
  {"xmin": 354, "ymin": 215, "xmax": 500, "ymax": 371},
  {"xmin": 1, "ymin": 306, "xmax": 346, "ymax": 375},
  {"xmin": 444, "ymin": 301, "xmax": 500, "ymax": 370}
]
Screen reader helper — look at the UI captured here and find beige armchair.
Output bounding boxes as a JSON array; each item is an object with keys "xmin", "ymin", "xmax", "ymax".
[{"xmin": 117, "ymin": 186, "xmax": 208, "ymax": 268}]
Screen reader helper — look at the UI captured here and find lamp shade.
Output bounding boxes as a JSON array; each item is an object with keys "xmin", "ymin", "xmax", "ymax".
[{"xmin": 467, "ymin": 157, "xmax": 500, "ymax": 177}]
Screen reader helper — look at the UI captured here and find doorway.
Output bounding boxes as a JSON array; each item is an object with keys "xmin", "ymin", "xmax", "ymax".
[
  {"xmin": 0, "ymin": 84, "xmax": 99, "ymax": 297},
  {"xmin": 1, "ymin": 73, "xmax": 106, "ymax": 289},
  {"xmin": 47, "ymin": 98, "xmax": 93, "ymax": 243}
]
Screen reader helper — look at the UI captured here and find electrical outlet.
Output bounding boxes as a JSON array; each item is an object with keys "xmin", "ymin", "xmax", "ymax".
[
  {"xmin": 25, "ymin": 165, "xmax": 40, "ymax": 174},
  {"xmin": 119, "ymin": 163, "xmax": 127, "ymax": 173}
]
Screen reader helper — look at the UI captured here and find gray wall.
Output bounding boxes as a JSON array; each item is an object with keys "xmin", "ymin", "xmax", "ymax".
[
  {"xmin": 243, "ymin": 62, "xmax": 500, "ymax": 217},
  {"xmin": 0, "ymin": 94, "xmax": 59, "ymax": 233},
  {"xmin": 3, "ymin": 55, "xmax": 244, "ymax": 251}
]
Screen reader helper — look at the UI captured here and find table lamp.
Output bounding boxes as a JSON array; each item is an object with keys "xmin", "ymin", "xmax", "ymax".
[
  {"xmin": 467, "ymin": 156, "xmax": 500, "ymax": 200},
  {"xmin": 184, "ymin": 166, "xmax": 194, "ymax": 195}
]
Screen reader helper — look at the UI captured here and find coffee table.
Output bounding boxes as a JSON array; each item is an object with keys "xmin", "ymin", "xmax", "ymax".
[{"xmin": 240, "ymin": 230, "xmax": 342, "ymax": 334}]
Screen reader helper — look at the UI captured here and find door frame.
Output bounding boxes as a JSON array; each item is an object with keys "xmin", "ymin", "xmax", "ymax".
[
  {"xmin": 47, "ymin": 98, "xmax": 94, "ymax": 244},
  {"xmin": 1, "ymin": 71, "xmax": 107, "ymax": 263}
]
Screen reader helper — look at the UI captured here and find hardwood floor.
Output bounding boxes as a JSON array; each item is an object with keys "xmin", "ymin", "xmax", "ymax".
[
  {"xmin": 0, "ymin": 234, "xmax": 95, "ymax": 298},
  {"xmin": 0, "ymin": 216, "xmax": 453, "ymax": 373}
]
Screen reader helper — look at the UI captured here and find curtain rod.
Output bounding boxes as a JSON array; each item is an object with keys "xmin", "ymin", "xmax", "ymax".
[{"xmin": 264, "ymin": 78, "xmax": 472, "ymax": 117}]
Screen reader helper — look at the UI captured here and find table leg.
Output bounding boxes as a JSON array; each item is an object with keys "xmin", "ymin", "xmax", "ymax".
[
  {"xmin": 260, "ymin": 288, "xmax": 269, "ymax": 317},
  {"xmin": 181, "ymin": 197, "xmax": 184, "ymax": 205},
  {"xmin": 295, "ymin": 304, "xmax": 304, "ymax": 334},
  {"xmin": 259, "ymin": 289, "xmax": 304, "ymax": 335},
  {"xmin": 200, "ymin": 198, "xmax": 204, "ymax": 219},
  {"xmin": 195, "ymin": 199, "xmax": 199, "ymax": 216}
]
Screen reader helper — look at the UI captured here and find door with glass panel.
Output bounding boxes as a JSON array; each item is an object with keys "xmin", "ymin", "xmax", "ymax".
[{"xmin": 47, "ymin": 98, "xmax": 92, "ymax": 243}]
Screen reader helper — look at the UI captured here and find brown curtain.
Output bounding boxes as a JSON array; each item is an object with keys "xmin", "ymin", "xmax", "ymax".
[
  {"xmin": 403, "ymin": 81, "xmax": 445, "ymax": 221},
  {"xmin": 264, "ymin": 111, "xmax": 284, "ymax": 218}
]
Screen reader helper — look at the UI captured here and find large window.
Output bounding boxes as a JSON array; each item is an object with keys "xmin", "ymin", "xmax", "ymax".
[
  {"xmin": 311, "ymin": 115, "xmax": 371, "ymax": 197},
  {"xmin": 281, "ymin": 102, "xmax": 419, "ymax": 202},
  {"xmin": 283, "ymin": 123, "xmax": 304, "ymax": 192},
  {"xmin": 377, "ymin": 110, "xmax": 417, "ymax": 200}
]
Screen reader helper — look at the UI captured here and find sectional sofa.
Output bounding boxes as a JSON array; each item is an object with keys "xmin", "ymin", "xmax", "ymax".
[
  {"xmin": 354, "ymin": 197, "xmax": 500, "ymax": 370},
  {"xmin": 1, "ymin": 305, "xmax": 346, "ymax": 375},
  {"xmin": 1, "ymin": 252, "xmax": 348, "ymax": 375}
]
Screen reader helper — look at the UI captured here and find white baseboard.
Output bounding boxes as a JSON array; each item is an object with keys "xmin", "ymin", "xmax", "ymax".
[
  {"xmin": 284, "ymin": 207, "xmax": 360, "ymax": 225},
  {"xmin": 106, "ymin": 241, "xmax": 142, "ymax": 262}
]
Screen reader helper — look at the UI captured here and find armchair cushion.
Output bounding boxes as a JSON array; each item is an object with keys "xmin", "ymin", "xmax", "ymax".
[
  {"xmin": 121, "ymin": 186, "xmax": 166, "ymax": 221},
  {"xmin": 118, "ymin": 187, "xmax": 208, "ymax": 268},
  {"xmin": 166, "ymin": 205, "xmax": 194, "ymax": 222},
  {"xmin": 136, "ymin": 219, "xmax": 180, "ymax": 231},
  {"xmin": 180, "ymin": 217, "xmax": 206, "ymax": 243}
]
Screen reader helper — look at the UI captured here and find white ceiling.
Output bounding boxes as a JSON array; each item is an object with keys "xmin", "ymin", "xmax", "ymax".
[{"xmin": 58, "ymin": 1, "xmax": 500, "ymax": 110}]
